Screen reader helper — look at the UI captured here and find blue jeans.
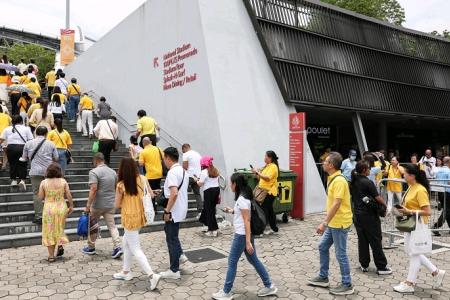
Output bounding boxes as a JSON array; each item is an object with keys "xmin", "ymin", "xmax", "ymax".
[
  {"xmin": 68, "ymin": 95, "xmax": 80, "ymax": 120},
  {"xmin": 164, "ymin": 220, "xmax": 183, "ymax": 272},
  {"xmin": 224, "ymin": 234, "xmax": 272, "ymax": 293},
  {"xmin": 57, "ymin": 149, "xmax": 67, "ymax": 175},
  {"xmin": 319, "ymin": 227, "xmax": 352, "ymax": 286}
]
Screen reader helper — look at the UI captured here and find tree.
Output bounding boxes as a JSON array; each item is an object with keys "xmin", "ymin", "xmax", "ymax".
[
  {"xmin": 320, "ymin": 0, "xmax": 405, "ymax": 25},
  {"xmin": 1, "ymin": 44, "xmax": 56, "ymax": 81},
  {"xmin": 431, "ymin": 30, "xmax": 450, "ymax": 40}
]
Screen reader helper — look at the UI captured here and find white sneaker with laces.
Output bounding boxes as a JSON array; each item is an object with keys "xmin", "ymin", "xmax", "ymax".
[
  {"xmin": 212, "ymin": 289, "xmax": 233, "ymax": 300},
  {"xmin": 18, "ymin": 180, "xmax": 26, "ymax": 191},
  {"xmin": 393, "ymin": 282, "xmax": 414, "ymax": 293},
  {"xmin": 149, "ymin": 274, "xmax": 161, "ymax": 290},
  {"xmin": 159, "ymin": 270, "xmax": 180, "ymax": 279},
  {"xmin": 257, "ymin": 285, "xmax": 278, "ymax": 297},
  {"xmin": 113, "ymin": 271, "xmax": 133, "ymax": 281},
  {"xmin": 433, "ymin": 269, "xmax": 446, "ymax": 289},
  {"xmin": 10, "ymin": 180, "xmax": 17, "ymax": 186},
  {"xmin": 179, "ymin": 254, "xmax": 188, "ymax": 265}
]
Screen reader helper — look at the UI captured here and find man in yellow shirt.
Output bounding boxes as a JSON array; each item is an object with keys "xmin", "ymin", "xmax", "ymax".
[
  {"xmin": 136, "ymin": 109, "xmax": 159, "ymax": 147},
  {"xmin": 79, "ymin": 93, "xmax": 94, "ymax": 138},
  {"xmin": 66, "ymin": 78, "xmax": 81, "ymax": 122},
  {"xmin": 139, "ymin": 137, "xmax": 163, "ymax": 191},
  {"xmin": 26, "ymin": 77, "xmax": 41, "ymax": 99},
  {"xmin": 308, "ymin": 152, "xmax": 354, "ymax": 296},
  {"xmin": 45, "ymin": 68, "xmax": 56, "ymax": 98}
]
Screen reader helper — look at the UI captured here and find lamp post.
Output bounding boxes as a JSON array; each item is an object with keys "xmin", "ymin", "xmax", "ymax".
[{"xmin": 65, "ymin": 0, "xmax": 70, "ymax": 29}]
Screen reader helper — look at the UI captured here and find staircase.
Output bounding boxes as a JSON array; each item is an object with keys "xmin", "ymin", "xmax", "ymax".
[{"xmin": 0, "ymin": 94, "xmax": 199, "ymax": 249}]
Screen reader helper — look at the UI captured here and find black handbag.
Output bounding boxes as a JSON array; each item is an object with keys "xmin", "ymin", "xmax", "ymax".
[
  {"xmin": 156, "ymin": 168, "xmax": 185, "ymax": 208},
  {"xmin": 158, "ymin": 148, "xmax": 168, "ymax": 177}
]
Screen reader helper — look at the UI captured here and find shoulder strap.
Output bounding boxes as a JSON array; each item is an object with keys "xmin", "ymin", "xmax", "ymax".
[
  {"xmin": 106, "ymin": 120, "xmax": 117, "ymax": 140},
  {"xmin": 327, "ymin": 174, "xmax": 346, "ymax": 191},
  {"xmin": 178, "ymin": 168, "xmax": 185, "ymax": 190},
  {"xmin": 158, "ymin": 148, "xmax": 164, "ymax": 163},
  {"xmin": 54, "ymin": 130, "xmax": 67, "ymax": 148},
  {"xmin": 31, "ymin": 139, "xmax": 47, "ymax": 161},
  {"xmin": 13, "ymin": 125, "xmax": 27, "ymax": 143}
]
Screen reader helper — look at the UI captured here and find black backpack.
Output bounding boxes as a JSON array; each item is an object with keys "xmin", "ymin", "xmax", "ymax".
[{"xmin": 250, "ymin": 199, "xmax": 267, "ymax": 235}]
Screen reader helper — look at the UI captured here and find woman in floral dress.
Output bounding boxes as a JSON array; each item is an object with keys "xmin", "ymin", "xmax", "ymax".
[{"xmin": 39, "ymin": 163, "xmax": 74, "ymax": 262}]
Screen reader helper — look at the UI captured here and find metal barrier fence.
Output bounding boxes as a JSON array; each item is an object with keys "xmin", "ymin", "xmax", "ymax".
[{"xmin": 378, "ymin": 178, "xmax": 450, "ymax": 249}]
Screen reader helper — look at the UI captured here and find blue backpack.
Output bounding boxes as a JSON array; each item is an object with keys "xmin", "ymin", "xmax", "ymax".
[{"xmin": 77, "ymin": 213, "xmax": 89, "ymax": 237}]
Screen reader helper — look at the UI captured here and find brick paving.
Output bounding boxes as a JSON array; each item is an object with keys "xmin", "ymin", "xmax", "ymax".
[{"xmin": 0, "ymin": 214, "xmax": 449, "ymax": 299}]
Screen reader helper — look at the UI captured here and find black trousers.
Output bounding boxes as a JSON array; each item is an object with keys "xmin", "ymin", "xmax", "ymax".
[
  {"xmin": 98, "ymin": 140, "xmax": 115, "ymax": 164},
  {"xmin": 354, "ymin": 214, "xmax": 387, "ymax": 270},
  {"xmin": 10, "ymin": 93, "xmax": 21, "ymax": 116},
  {"xmin": 7, "ymin": 144, "xmax": 27, "ymax": 180},
  {"xmin": 199, "ymin": 187, "xmax": 220, "ymax": 231},
  {"xmin": 189, "ymin": 177, "xmax": 202, "ymax": 212},
  {"xmin": 139, "ymin": 134, "xmax": 156, "ymax": 148},
  {"xmin": 47, "ymin": 86, "xmax": 54, "ymax": 99},
  {"xmin": 434, "ymin": 192, "xmax": 450, "ymax": 228},
  {"xmin": 262, "ymin": 194, "xmax": 278, "ymax": 232},
  {"xmin": 148, "ymin": 178, "xmax": 162, "ymax": 213}
]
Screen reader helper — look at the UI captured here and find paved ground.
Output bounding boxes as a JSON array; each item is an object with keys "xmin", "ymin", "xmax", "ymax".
[{"xmin": 1, "ymin": 213, "xmax": 450, "ymax": 300}]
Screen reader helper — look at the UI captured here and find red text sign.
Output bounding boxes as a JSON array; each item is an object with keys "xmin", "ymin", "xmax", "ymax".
[{"xmin": 289, "ymin": 112, "xmax": 305, "ymax": 219}]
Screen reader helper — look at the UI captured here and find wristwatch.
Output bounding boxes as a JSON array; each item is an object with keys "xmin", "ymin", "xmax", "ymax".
[{"xmin": 164, "ymin": 209, "xmax": 171, "ymax": 215}]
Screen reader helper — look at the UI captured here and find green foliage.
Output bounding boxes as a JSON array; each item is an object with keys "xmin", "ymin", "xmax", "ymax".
[
  {"xmin": 431, "ymin": 30, "xmax": 450, "ymax": 40},
  {"xmin": 1, "ymin": 44, "xmax": 55, "ymax": 81},
  {"xmin": 320, "ymin": 0, "xmax": 405, "ymax": 25}
]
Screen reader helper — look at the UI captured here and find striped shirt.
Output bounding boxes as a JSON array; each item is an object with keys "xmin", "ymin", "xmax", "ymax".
[{"xmin": 22, "ymin": 137, "xmax": 59, "ymax": 176}]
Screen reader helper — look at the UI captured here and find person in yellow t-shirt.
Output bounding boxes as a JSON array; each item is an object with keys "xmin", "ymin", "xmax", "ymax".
[
  {"xmin": 47, "ymin": 118, "xmax": 72, "ymax": 175},
  {"xmin": 393, "ymin": 164, "xmax": 444, "ymax": 293},
  {"xmin": 0, "ymin": 105, "xmax": 11, "ymax": 169},
  {"xmin": 8, "ymin": 76, "xmax": 21, "ymax": 115},
  {"xmin": 51, "ymin": 86, "xmax": 66, "ymax": 105},
  {"xmin": 26, "ymin": 77, "xmax": 41, "ymax": 99},
  {"xmin": 139, "ymin": 137, "xmax": 163, "ymax": 190},
  {"xmin": 309, "ymin": 152, "xmax": 354, "ymax": 294},
  {"xmin": 45, "ymin": 69, "xmax": 56, "ymax": 98},
  {"xmin": 384, "ymin": 156, "xmax": 404, "ymax": 213},
  {"xmin": 252, "ymin": 150, "xmax": 279, "ymax": 234},
  {"xmin": 410, "ymin": 153, "xmax": 425, "ymax": 171},
  {"xmin": 79, "ymin": 93, "xmax": 94, "ymax": 137},
  {"xmin": 20, "ymin": 71, "xmax": 30, "ymax": 84},
  {"xmin": 66, "ymin": 78, "xmax": 81, "ymax": 121},
  {"xmin": 17, "ymin": 93, "xmax": 32, "ymax": 124},
  {"xmin": 136, "ymin": 110, "xmax": 159, "ymax": 147}
]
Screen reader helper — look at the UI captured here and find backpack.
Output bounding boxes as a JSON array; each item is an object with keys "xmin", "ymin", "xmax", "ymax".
[
  {"xmin": 250, "ymin": 199, "xmax": 267, "ymax": 235},
  {"xmin": 77, "ymin": 213, "xmax": 89, "ymax": 237}
]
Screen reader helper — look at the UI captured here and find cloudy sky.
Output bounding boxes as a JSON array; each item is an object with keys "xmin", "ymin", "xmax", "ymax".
[{"xmin": 1, "ymin": 0, "xmax": 449, "ymax": 40}]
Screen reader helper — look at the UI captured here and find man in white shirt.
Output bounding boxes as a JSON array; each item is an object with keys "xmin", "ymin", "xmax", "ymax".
[
  {"xmin": 159, "ymin": 147, "xmax": 189, "ymax": 280},
  {"xmin": 93, "ymin": 117, "xmax": 118, "ymax": 165},
  {"xmin": 182, "ymin": 143, "xmax": 202, "ymax": 212},
  {"xmin": 420, "ymin": 149, "xmax": 437, "ymax": 179},
  {"xmin": 54, "ymin": 72, "xmax": 69, "ymax": 95}
]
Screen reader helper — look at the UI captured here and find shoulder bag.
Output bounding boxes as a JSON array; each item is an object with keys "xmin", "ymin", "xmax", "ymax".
[
  {"xmin": 138, "ymin": 176, "xmax": 155, "ymax": 225},
  {"xmin": 253, "ymin": 166, "xmax": 269, "ymax": 204},
  {"xmin": 158, "ymin": 148, "xmax": 168, "ymax": 177},
  {"xmin": 156, "ymin": 168, "xmax": 185, "ymax": 208},
  {"xmin": 106, "ymin": 120, "xmax": 119, "ymax": 152},
  {"xmin": 395, "ymin": 188, "xmax": 416, "ymax": 232},
  {"xmin": 30, "ymin": 139, "xmax": 47, "ymax": 162},
  {"xmin": 55, "ymin": 130, "xmax": 73, "ymax": 165},
  {"xmin": 12, "ymin": 125, "xmax": 27, "ymax": 144}
]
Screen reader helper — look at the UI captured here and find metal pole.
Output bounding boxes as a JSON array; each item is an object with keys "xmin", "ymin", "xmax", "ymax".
[
  {"xmin": 65, "ymin": 0, "xmax": 70, "ymax": 29},
  {"xmin": 352, "ymin": 112, "xmax": 368, "ymax": 157}
]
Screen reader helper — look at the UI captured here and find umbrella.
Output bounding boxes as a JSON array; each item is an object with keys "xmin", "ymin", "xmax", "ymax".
[
  {"xmin": 0, "ymin": 63, "xmax": 19, "ymax": 72},
  {"xmin": 6, "ymin": 85, "xmax": 35, "ymax": 94}
]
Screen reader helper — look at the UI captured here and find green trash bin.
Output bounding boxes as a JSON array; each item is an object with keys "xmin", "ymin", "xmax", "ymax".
[{"xmin": 233, "ymin": 169, "xmax": 297, "ymax": 223}]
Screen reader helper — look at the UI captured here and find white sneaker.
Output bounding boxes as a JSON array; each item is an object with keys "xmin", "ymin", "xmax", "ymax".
[
  {"xmin": 113, "ymin": 272, "xmax": 133, "ymax": 281},
  {"xmin": 205, "ymin": 231, "xmax": 218, "ymax": 237},
  {"xmin": 18, "ymin": 180, "xmax": 26, "ymax": 191},
  {"xmin": 393, "ymin": 282, "xmax": 414, "ymax": 293},
  {"xmin": 159, "ymin": 270, "xmax": 180, "ymax": 280},
  {"xmin": 10, "ymin": 180, "xmax": 17, "ymax": 186},
  {"xmin": 257, "ymin": 285, "xmax": 278, "ymax": 297},
  {"xmin": 264, "ymin": 229, "xmax": 273, "ymax": 235},
  {"xmin": 179, "ymin": 254, "xmax": 189, "ymax": 265},
  {"xmin": 433, "ymin": 269, "xmax": 446, "ymax": 289},
  {"xmin": 212, "ymin": 289, "xmax": 233, "ymax": 300},
  {"xmin": 201, "ymin": 226, "xmax": 208, "ymax": 232},
  {"xmin": 149, "ymin": 274, "xmax": 161, "ymax": 290}
]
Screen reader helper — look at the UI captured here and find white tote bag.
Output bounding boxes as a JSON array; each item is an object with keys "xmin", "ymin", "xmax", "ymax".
[
  {"xmin": 409, "ymin": 212, "xmax": 432, "ymax": 255},
  {"xmin": 76, "ymin": 114, "xmax": 82, "ymax": 132},
  {"xmin": 141, "ymin": 177, "xmax": 155, "ymax": 225}
]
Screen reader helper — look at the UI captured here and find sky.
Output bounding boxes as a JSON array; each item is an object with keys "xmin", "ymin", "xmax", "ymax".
[{"xmin": 1, "ymin": 0, "xmax": 449, "ymax": 40}]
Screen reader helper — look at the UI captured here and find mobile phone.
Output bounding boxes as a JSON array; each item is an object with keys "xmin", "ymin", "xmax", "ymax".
[
  {"xmin": 249, "ymin": 164, "xmax": 254, "ymax": 169},
  {"xmin": 394, "ymin": 204, "xmax": 403, "ymax": 209}
]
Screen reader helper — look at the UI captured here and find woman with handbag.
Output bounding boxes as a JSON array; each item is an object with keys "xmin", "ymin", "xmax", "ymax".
[
  {"xmin": 197, "ymin": 156, "xmax": 220, "ymax": 237},
  {"xmin": 384, "ymin": 156, "xmax": 404, "ymax": 213},
  {"xmin": 350, "ymin": 161, "xmax": 391, "ymax": 275},
  {"xmin": 251, "ymin": 151, "xmax": 279, "ymax": 235},
  {"xmin": 393, "ymin": 164, "xmax": 446, "ymax": 293},
  {"xmin": 47, "ymin": 118, "xmax": 72, "ymax": 175},
  {"xmin": 113, "ymin": 157, "xmax": 161, "ymax": 291}
]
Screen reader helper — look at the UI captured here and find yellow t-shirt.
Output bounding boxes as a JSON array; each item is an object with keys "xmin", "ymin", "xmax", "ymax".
[
  {"xmin": 79, "ymin": 96, "xmax": 94, "ymax": 110},
  {"xmin": 26, "ymin": 82, "xmax": 41, "ymax": 97},
  {"xmin": 27, "ymin": 103, "xmax": 41, "ymax": 118},
  {"xmin": 52, "ymin": 93, "xmax": 66, "ymax": 104},
  {"xmin": 45, "ymin": 71, "xmax": 56, "ymax": 86},
  {"xmin": 0, "ymin": 75, "xmax": 8, "ymax": 84},
  {"xmin": 117, "ymin": 176, "xmax": 146, "ymax": 231},
  {"xmin": 139, "ymin": 145, "xmax": 163, "ymax": 179},
  {"xmin": 20, "ymin": 75, "xmax": 30, "ymax": 84},
  {"xmin": 47, "ymin": 129, "xmax": 72, "ymax": 149},
  {"xmin": 18, "ymin": 97, "xmax": 28, "ymax": 113},
  {"xmin": 375, "ymin": 160, "xmax": 390, "ymax": 183},
  {"xmin": 0, "ymin": 113, "xmax": 11, "ymax": 135},
  {"xmin": 67, "ymin": 83, "xmax": 81, "ymax": 96},
  {"xmin": 137, "ymin": 116, "xmax": 157, "ymax": 136},
  {"xmin": 326, "ymin": 170, "xmax": 352, "ymax": 228},
  {"xmin": 403, "ymin": 183, "xmax": 430, "ymax": 224},
  {"xmin": 258, "ymin": 163, "xmax": 279, "ymax": 196},
  {"xmin": 386, "ymin": 165, "xmax": 404, "ymax": 193}
]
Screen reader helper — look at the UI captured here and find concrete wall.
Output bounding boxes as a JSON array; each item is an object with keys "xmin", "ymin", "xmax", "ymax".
[{"xmin": 65, "ymin": 0, "xmax": 326, "ymax": 216}]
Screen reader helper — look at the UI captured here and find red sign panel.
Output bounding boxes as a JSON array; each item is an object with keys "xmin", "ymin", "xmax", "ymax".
[{"xmin": 289, "ymin": 112, "xmax": 305, "ymax": 219}]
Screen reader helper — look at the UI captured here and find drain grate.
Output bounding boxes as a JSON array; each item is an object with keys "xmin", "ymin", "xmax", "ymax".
[{"xmin": 184, "ymin": 247, "xmax": 226, "ymax": 264}]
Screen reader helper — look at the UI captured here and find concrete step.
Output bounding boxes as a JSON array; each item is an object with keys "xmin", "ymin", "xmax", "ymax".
[
  {"xmin": 0, "ymin": 217, "xmax": 199, "ymax": 249},
  {"xmin": 0, "ymin": 190, "xmax": 90, "ymax": 202},
  {"xmin": 0, "ymin": 181, "xmax": 91, "ymax": 193}
]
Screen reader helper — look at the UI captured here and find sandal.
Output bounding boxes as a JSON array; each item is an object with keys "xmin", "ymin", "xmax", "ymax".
[
  {"xmin": 56, "ymin": 246, "xmax": 64, "ymax": 257},
  {"xmin": 47, "ymin": 257, "xmax": 56, "ymax": 263}
]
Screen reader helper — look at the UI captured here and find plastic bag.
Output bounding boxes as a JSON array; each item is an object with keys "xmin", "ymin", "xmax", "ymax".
[
  {"xmin": 76, "ymin": 114, "xmax": 82, "ymax": 132},
  {"xmin": 141, "ymin": 178, "xmax": 155, "ymax": 225},
  {"xmin": 92, "ymin": 141, "xmax": 99, "ymax": 153},
  {"xmin": 409, "ymin": 212, "xmax": 432, "ymax": 255}
]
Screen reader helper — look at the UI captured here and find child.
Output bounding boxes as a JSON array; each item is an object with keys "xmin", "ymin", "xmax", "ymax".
[{"xmin": 129, "ymin": 136, "xmax": 143, "ymax": 174}]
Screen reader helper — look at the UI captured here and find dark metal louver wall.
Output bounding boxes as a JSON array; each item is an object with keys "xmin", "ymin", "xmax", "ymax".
[{"xmin": 244, "ymin": 0, "xmax": 450, "ymax": 118}]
